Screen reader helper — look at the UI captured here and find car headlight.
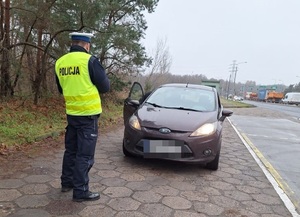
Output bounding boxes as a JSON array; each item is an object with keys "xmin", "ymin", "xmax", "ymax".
[
  {"xmin": 129, "ymin": 115, "xmax": 141, "ymax": 130},
  {"xmin": 190, "ymin": 122, "xmax": 217, "ymax": 137}
]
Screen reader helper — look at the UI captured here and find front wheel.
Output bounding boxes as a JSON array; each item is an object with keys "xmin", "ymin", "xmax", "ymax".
[
  {"xmin": 123, "ymin": 139, "xmax": 134, "ymax": 157},
  {"xmin": 205, "ymin": 152, "xmax": 220, "ymax": 171}
]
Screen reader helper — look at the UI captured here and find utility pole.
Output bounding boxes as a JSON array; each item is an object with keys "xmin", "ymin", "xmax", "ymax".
[
  {"xmin": 226, "ymin": 74, "xmax": 232, "ymax": 99},
  {"xmin": 233, "ymin": 63, "xmax": 238, "ymax": 96},
  {"xmin": 228, "ymin": 60, "xmax": 236, "ymax": 98},
  {"xmin": 232, "ymin": 60, "xmax": 247, "ymax": 96}
]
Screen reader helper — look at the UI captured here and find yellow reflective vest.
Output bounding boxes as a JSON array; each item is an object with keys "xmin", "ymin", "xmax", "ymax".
[{"xmin": 55, "ymin": 52, "xmax": 102, "ymax": 116}]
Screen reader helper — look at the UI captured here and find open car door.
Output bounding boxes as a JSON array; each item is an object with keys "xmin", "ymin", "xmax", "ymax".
[{"xmin": 123, "ymin": 82, "xmax": 144, "ymax": 126}]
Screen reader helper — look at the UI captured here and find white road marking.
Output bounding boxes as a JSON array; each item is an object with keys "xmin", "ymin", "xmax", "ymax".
[{"xmin": 228, "ymin": 118, "xmax": 300, "ymax": 217}]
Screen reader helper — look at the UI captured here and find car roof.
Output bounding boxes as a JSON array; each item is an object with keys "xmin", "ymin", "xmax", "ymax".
[
  {"xmin": 286, "ymin": 92, "xmax": 300, "ymax": 94},
  {"xmin": 159, "ymin": 83, "xmax": 215, "ymax": 91}
]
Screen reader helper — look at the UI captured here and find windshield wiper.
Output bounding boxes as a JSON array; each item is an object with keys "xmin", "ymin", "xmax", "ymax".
[
  {"xmin": 146, "ymin": 103, "xmax": 203, "ymax": 111},
  {"xmin": 145, "ymin": 102, "xmax": 164, "ymax": 108},
  {"xmin": 167, "ymin": 106, "xmax": 203, "ymax": 112}
]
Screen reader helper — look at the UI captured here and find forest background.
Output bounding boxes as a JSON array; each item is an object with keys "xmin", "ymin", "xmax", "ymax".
[{"xmin": 0, "ymin": 0, "xmax": 299, "ymax": 152}]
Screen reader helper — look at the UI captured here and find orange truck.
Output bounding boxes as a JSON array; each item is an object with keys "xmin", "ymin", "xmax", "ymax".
[
  {"xmin": 245, "ymin": 92, "xmax": 258, "ymax": 100},
  {"xmin": 250, "ymin": 92, "xmax": 258, "ymax": 100},
  {"xmin": 266, "ymin": 91, "xmax": 284, "ymax": 103}
]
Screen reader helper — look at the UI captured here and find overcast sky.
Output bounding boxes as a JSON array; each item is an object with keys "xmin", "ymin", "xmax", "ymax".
[{"xmin": 142, "ymin": 0, "xmax": 300, "ymax": 86}]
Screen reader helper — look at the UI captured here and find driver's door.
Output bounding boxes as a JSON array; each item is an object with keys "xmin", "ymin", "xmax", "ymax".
[{"xmin": 123, "ymin": 82, "xmax": 144, "ymax": 125}]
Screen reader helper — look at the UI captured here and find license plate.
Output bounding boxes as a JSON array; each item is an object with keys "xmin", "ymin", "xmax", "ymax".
[{"xmin": 143, "ymin": 140, "xmax": 183, "ymax": 158}]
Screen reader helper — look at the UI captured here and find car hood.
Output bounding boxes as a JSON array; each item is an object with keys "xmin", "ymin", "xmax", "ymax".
[{"xmin": 137, "ymin": 104, "xmax": 217, "ymax": 131}]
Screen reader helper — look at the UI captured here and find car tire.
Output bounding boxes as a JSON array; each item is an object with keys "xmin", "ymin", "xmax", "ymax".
[
  {"xmin": 205, "ymin": 152, "xmax": 220, "ymax": 171},
  {"xmin": 123, "ymin": 139, "xmax": 134, "ymax": 157}
]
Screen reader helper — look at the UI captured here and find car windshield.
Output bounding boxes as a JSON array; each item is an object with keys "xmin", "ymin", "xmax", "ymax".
[{"xmin": 146, "ymin": 86, "xmax": 216, "ymax": 112}]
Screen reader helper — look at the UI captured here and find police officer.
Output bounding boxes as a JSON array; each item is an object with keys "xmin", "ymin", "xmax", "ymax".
[{"xmin": 55, "ymin": 32, "xmax": 110, "ymax": 202}]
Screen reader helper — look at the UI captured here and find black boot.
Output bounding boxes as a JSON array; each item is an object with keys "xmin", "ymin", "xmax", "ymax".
[{"xmin": 73, "ymin": 191, "xmax": 100, "ymax": 202}]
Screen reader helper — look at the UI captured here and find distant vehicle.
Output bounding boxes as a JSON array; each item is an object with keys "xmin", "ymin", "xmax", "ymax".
[
  {"xmin": 266, "ymin": 91, "xmax": 284, "ymax": 103},
  {"xmin": 123, "ymin": 82, "xmax": 233, "ymax": 170},
  {"xmin": 245, "ymin": 92, "xmax": 252, "ymax": 100},
  {"xmin": 249, "ymin": 92, "xmax": 258, "ymax": 100},
  {"xmin": 258, "ymin": 89, "xmax": 268, "ymax": 102},
  {"xmin": 233, "ymin": 95, "xmax": 243, "ymax": 101},
  {"xmin": 281, "ymin": 92, "xmax": 300, "ymax": 106},
  {"xmin": 258, "ymin": 89, "xmax": 284, "ymax": 103}
]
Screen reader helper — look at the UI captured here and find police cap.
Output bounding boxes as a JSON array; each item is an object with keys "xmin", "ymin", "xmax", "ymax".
[{"xmin": 69, "ymin": 32, "xmax": 94, "ymax": 43}]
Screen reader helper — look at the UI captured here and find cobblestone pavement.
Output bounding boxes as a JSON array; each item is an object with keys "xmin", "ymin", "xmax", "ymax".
[{"xmin": 0, "ymin": 107, "xmax": 294, "ymax": 217}]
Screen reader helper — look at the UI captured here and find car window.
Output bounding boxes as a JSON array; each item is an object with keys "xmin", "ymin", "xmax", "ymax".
[
  {"xmin": 147, "ymin": 86, "xmax": 216, "ymax": 111},
  {"xmin": 129, "ymin": 82, "xmax": 144, "ymax": 101}
]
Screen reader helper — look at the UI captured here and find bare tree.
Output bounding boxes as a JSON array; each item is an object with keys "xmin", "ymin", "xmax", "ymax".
[{"xmin": 144, "ymin": 38, "xmax": 172, "ymax": 92}]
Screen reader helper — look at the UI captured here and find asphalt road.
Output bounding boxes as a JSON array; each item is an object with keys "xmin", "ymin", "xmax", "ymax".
[
  {"xmin": 229, "ymin": 101, "xmax": 300, "ymax": 213},
  {"xmin": 243, "ymin": 100, "xmax": 300, "ymax": 120}
]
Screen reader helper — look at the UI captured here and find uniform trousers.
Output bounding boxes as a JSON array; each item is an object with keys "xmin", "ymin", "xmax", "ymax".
[{"xmin": 61, "ymin": 114, "xmax": 99, "ymax": 198}]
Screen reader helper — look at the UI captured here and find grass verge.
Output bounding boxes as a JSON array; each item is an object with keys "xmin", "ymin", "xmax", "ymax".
[
  {"xmin": 0, "ymin": 97, "xmax": 124, "ymax": 154},
  {"xmin": 220, "ymin": 97, "xmax": 255, "ymax": 108}
]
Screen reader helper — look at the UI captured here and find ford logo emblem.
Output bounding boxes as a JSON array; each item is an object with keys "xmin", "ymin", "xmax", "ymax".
[{"xmin": 159, "ymin": 128, "xmax": 171, "ymax": 134}]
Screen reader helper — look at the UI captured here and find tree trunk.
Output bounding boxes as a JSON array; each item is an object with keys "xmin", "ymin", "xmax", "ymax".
[
  {"xmin": 33, "ymin": 28, "xmax": 43, "ymax": 105},
  {"xmin": 0, "ymin": 0, "xmax": 11, "ymax": 97}
]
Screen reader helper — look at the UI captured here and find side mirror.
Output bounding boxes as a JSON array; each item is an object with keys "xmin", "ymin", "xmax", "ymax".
[
  {"xmin": 127, "ymin": 99, "xmax": 140, "ymax": 107},
  {"xmin": 219, "ymin": 109, "xmax": 233, "ymax": 122}
]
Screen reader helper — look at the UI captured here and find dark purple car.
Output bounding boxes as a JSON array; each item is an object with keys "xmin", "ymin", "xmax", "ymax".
[{"xmin": 123, "ymin": 82, "xmax": 233, "ymax": 170}]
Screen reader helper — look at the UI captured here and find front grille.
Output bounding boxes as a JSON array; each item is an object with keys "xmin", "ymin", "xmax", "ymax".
[{"xmin": 144, "ymin": 127, "xmax": 187, "ymax": 134}]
